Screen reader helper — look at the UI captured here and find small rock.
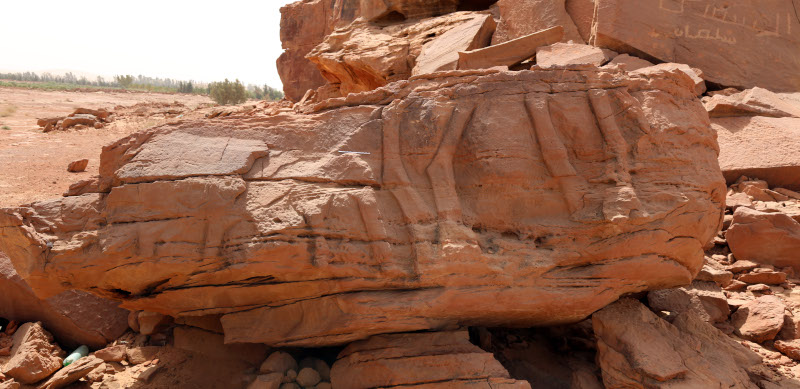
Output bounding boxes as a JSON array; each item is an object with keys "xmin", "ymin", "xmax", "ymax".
[
  {"xmin": 248, "ymin": 373, "xmax": 283, "ymax": 389},
  {"xmin": 94, "ymin": 345, "xmax": 126, "ymax": 362},
  {"xmin": 260, "ymin": 351, "xmax": 298, "ymax": 374},
  {"xmin": 738, "ymin": 271, "xmax": 787, "ymax": 285},
  {"xmin": 747, "ymin": 284, "xmax": 772, "ymax": 294},
  {"xmin": 38, "ymin": 356, "xmax": 103, "ymax": 389},
  {"xmin": 315, "ymin": 382, "xmax": 332, "ymax": 389},
  {"xmin": 296, "ymin": 367, "xmax": 321, "ymax": 387},
  {"xmin": 279, "ymin": 383, "xmax": 300, "ymax": 389},
  {"xmin": 779, "ymin": 314, "xmax": 800, "ymax": 341},
  {"xmin": 728, "ymin": 260, "xmax": 760, "ymax": 273},
  {"xmin": 137, "ymin": 365, "xmax": 160, "ymax": 383},
  {"xmin": 126, "ymin": 346, "xmax": 159, "ymax": 365},
  {"xmin": 775, "ymin": 340, "xmax": 800, "ymax": 360},
  {"xmin": 67, "ymin": 159, "xmax": 89, "ymax": 173},
  {"xmin": 283, "ymin": 369, "xmax": 297, "ymax": 383},
  {"xmin": 299, "ymin": 357, "xmax": 331, "ymax": 381}
]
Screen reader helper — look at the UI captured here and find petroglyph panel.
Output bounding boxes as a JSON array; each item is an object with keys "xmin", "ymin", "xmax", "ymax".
[
  {"xmin": 0, "ymin": 68, "xmax": 726, "ymax": 346},
  {"xmin": 594, "ymin": 0, "xmax": 800, "ymax": 91}
]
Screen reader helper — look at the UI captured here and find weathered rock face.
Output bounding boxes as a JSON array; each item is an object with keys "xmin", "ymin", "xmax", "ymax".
[
  {"xmin": 307, "ymin": 11, "xmax": 491, "ymax": 95},
  {"xmin": 492, "ymin": 0, "xmax": 585, "ymax": 44},
  {"xmin": 592, "ymin": 0, "xmax": 800, "ymax": 92},
  {"xmin": 0, "ymin": 252, "xmax": 129, "ymax": 350},
  {"xmin": 330, "ymin": 331, "xmax": 531, "ymax": 389},
  {"xmin": 593, "ymin": 299, "xmax": 761, "ymax": 388},
  {"xmin": 0, "ymin": 67, "xmax": 725, "ymax": 347},
  {"xmin": 710, "ymin": 88, "xmax": 800, "ymax": 190}
]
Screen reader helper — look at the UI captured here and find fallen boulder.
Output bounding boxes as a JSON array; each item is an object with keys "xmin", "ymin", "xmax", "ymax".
[
  {"xmin": 412, "ymin": 13, "xmax": 495, "ymax": 76},
  {"xmin": 726, "ymin": 207, "xmax": 800, "ymax": 272},
  {"xmin": 731, "ymin": 295, "xmax": 786, "ymax": 343},
  {"xmin": 38, "ymin": 356, "xmax": 103, "ymax": 389},
  {"xmin": 330, "ymin": 331, "xmax": 531, "ymax": 389},
  {"xmin": 0, "ymin": 67, "xmax": 725, "ymax": 347},
  {"xmin": 714, "ymin": 116, "xmax": 800, "ymax": 190},
  {"xmin": 705, "ymin": 87, "xmax": 800, "ymax": 118},
  {"xmin": 67, "ymin": 159, "xmax": 88, "ymax": 173},
  {"xmin": 593, "ymin": 298, "xmax": 760, "ymax": 387},
  {"xmin": 458, "ymin": 26, "xmax": 564, "ymax": 69},
  {"xmin": 535, "ymin": 42, "xmax": 615, "ymax": 69},
  {"xmin": 1, "ymin": 322, "xmax": 65, "ymax": 384}
]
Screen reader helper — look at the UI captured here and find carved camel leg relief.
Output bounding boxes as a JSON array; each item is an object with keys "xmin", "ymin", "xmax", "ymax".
[
  {"xmin": 425, "ymin": 103, "xmax": 478, "ymax": 244},
  {"xmin": 525, "ymin": 94, "xmax": 590, "ymax": 218},
  {"xmin": 588, "ymin": 89, "xmax": 642, "ymax": 222}
]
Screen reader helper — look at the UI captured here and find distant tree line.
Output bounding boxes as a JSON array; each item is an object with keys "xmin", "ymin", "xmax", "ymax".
[{"xmin": 0, "ymin": 71, "xmax": 285, "ymax": 102}]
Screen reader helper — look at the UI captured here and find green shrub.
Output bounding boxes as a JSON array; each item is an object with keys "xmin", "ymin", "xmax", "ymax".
[{"xmin": 209, "ymin": 79, "xmax": 247, "ymax": 105}]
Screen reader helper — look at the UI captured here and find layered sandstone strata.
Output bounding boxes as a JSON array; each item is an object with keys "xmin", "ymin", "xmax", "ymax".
[{"xmin": 0, "ymin": 66, "xmax": 725, "ymax": 347}]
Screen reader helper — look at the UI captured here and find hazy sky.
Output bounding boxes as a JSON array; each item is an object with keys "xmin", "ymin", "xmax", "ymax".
[{"xmin": 0, "ymin": 0, "xmax": 296, "ymax": 88}]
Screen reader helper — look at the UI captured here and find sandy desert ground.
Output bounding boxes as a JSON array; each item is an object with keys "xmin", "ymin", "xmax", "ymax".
[{"xmin": 0, "ymin": 87, "xmax": 214, "ymax": 208}]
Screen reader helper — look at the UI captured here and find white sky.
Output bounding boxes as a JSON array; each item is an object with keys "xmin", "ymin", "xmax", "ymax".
[{"xmin": 0, "ymin": 0, "xmax": 296, "ymax": 88}]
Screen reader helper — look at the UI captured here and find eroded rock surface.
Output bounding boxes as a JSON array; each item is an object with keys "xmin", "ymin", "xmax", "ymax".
[
  {"xmin": 0, "ymin": 67, "xmax": 725, "ymax": 347},
  {"xmin": 0, "ymin": 252, "xmax": 129, "ymax": 350}
]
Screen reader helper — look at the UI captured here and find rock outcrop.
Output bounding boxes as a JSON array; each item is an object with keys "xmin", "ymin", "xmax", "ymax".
[
  {"xmin": 0, "ymin": 252, "xmax": 129, "ymax": 350},
  {"xmin": 592, "ymin": 0, "xmax": 800, "ymax": 92},
  {"xmin": 0, "ymin": 66, "xmax": 725, "ymax": 347}
]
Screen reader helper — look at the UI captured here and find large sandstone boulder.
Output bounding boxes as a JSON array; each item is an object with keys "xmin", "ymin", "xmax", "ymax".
[
  {"xmin": 0, "ymin": 252, "xmax": 128, "ymax": 350},
  {"xmin": 592, "ymin": 0, "xmax": 800, "ymax": 92},
  {"xmin": 0, "ymin": 66, "xmax": 725, "ymax": 347},
  {"xmin": 330, "ymin": 331, "xmax": 530, "ymax": 388},
  {"xmin": 593, "ymin": 299, "xmax": 760, "ymax": 388},
  {"xmin": 726, "ymin": 207, "xmax": 800, "ymax": 271},
  {"xmin": 711, "ymin": 88, "xmax": 800, "ymax": 190}
]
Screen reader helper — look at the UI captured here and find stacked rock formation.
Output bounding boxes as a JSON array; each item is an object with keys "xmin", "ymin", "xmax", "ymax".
[{"xmin": 1, "ymin": 0, "xmax": 800, "ymax": 388}]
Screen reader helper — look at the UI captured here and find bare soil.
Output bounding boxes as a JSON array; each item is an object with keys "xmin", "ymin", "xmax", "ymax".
[{"xmin": 0, "ymin": 88, "xmax": 214, "ymax": 208}]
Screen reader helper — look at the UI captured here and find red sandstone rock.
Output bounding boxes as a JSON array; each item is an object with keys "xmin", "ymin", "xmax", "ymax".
[
  {"xmin": 565, "ymin": 0, "xmax": 595, "ymax": 42},
  {"xmin": 0, "ymin": 67, "xmax": 725, "ymax": 348},
  {"xmin": 67, "ymin": 159, "xmax": 88, "ymax": 173},
  {"xmin": 172, "ymin": 326, "xmax": 268, "ymax": 365},
  {"xmin": 705, "ymin": 87, "xmax": 800, "ymax": 118},
  {"xmin": 731, "ymin": 295, "xmax": 786, "ymax": 343},
  {"xmin": 94, "ymin": 345, "xmax": 126, "ymax": 362},
  {"xmin": 259, "ymin": 351, "xmax": 298, "ymax": 375},
  {"xmin": 308, "ymin": 12, "xmax": 488, "ymax": 95},
  {"xmin": 647, "ymin": 280, "xmax": 730, "ymax": 323},
  {"xmin": 38, "ymin": 356, "xmax": 103, "ymax": 389},
  {"xmin": 593, "ymin": 299, "xmax": 760, "ymax": 387},
  {"xmin": 492, "ymin": 0, "xmax": 584, "ymax": 44},
  {"xmin": 737, "ymin": 270, "xmax": 788, "ymax": 285},
  {"xmin": 592, "ymin": 0, "xmax": 800, "ymax": 92},
  {"xmin": 458, "ymin": 26, "xmax": 564, "ymax": 70},
  {"xmin": 1, "ymin": 322, "xmax": 65, "ymax": 384},
  {"xmin": 412, "ymin": 14, "xmax": 495, "ymax": 76},
  {"xmin": 715, "ymin": 116, "xmax": 800, "ymax": 190},
  {"xmin": 605, "ymin": 54, "xmax": 654, "ymax": 71},
  {"xmin": 137, "ymin": 311, "xmax": 172, "ymax": 335},
  {"xmin": 631, "ymin": 63, "xmax": 706, "ymax": 96},
  {"xmin": 330, "ymin": 331, "xmax": 530, "ymax": 389},
  {"xmin": 60, "ymin": 114, "xmax": 98, "ymax": 129},
  {"xmin": 0, "ymin": 252, "xmax": 128, "ymax": 350},
  {"xmin": 775, "ymin": 340, "xmax": 800, "ymax": 361},
  {"xmin": 535, "ymin": 43, "xmax": 615, "ymax": 69},
  {"xmin": 727, "ymin": 207, "xmax": 800, "ymax": 271}
]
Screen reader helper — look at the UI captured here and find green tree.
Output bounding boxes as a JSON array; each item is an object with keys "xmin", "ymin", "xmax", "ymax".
[
  {"xmin": 209, "ymin": 79, "xmax": 247, "ymax": 105},
  {"xmin": 114, "ymin": 75, "xmax": 135, "ymax": 88}
]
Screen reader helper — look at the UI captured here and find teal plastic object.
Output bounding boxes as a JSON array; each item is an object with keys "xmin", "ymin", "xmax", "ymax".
[{"xmin": 63, "ymin": 345, "xmax": 89, "ymax": 366}]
